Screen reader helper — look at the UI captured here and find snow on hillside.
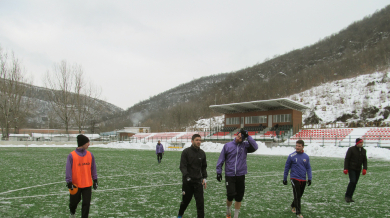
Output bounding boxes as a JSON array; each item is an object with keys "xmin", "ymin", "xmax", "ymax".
[
  {"xmin": 288, "ymin": 71, "xmax": 390, "ymax": 123},
  {"xmin": 187, "ymin": 115, "xmax": 224, "ymax": 131},
  {"xmin": 188, "ymin": 72, "xmax": 390, "ymax": 130}
]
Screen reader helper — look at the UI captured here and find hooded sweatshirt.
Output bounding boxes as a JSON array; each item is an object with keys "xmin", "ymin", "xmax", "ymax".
[
  {"xmin": 216, "ymin": 135, "xmax": 258, "ymax": 177},
  {"xmin": 156, "ymin": 143, "xmax": 164, "ymax": 154}
]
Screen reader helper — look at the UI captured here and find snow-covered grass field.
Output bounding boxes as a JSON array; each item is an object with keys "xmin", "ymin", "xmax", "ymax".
[{"xmin": 0, "ymin": 147, "xmax": 389, "ymax": 217}]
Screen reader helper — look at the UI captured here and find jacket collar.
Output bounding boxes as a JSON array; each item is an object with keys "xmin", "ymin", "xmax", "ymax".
[
  {"xmin": 191, "ymin": 144, "xmax": 200, "ymax": 151},
  {"xmin": 232, "ymin": 139, "xmax": 240, "ymax": 146}
]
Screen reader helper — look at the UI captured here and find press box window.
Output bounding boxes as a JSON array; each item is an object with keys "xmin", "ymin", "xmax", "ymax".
[
  {"xmin": 245, "ymin": 115, "xmax": 267, "ymax": 124},
  {"xmin": 226, "ymin": 117, "xmax": 240, "ymax": 125},
  {"xmin": 273, "ymin": 114, "xmax": 291, "ymax": 123}
]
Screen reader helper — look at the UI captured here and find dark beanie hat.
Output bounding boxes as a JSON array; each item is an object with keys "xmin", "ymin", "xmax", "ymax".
[
  {"xmin": 77, "ymin": 134, "xmax": 90, "ymax": 147},
  {"xmin": 355, "ymin": 138, "xmax": 363, "ymax": 145}
]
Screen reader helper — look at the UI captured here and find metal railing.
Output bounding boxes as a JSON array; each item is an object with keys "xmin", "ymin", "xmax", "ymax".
[
  {"xmin": 302, "ymin": 121, "xmax": 390, "ymax": 129},
  {"xmin": 282, "ymin": 135, "xmax": 390, "ymax": 148},
  {"xmin": 3, "ymin": 129, "xmax": 389, "ymax": 148}
]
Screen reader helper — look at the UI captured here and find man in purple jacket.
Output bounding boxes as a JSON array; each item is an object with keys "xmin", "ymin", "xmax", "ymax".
[
  {"xmin": 66, "ymin": 135, "xmax": 98, "ymax": 218},
  {"xmin": 283, "ymin": 140, "xmax": 312, "ymax": 218},
  {"xmin": 216, "ymin": 129, "xmax": 258, "ymax": 218},
  {"xmin": 156, "ymin": 140, "xmax": 165, "ymax": 164}
]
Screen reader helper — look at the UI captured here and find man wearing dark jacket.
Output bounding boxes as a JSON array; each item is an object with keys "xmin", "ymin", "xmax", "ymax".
[
  {"xmin": 216, "ymin": 129, "xmax": 258, "ymax": 218},
  {"xmin": 344, "ymin": 138, "xmax": 367, "ymax": 203},
  {"xmin": 177, "ymin": 134, "xmax": 207, "ymax": 218}
]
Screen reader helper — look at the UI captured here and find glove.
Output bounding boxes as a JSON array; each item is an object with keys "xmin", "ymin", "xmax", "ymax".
[
  {"xmin": 93, "ymin": 179, "xmax": 98, "ymax": 190},
  {"xmin": 67, "ymin": 182, "xmax": 74, "ymax": 190},
  {"xmin": 362, "ymin": 169, "xmax": 367, "ymax": 175},
  {"xmin": 283, "ymin": 180, "xmax": 287, "ymax": 185},
  {"xmin": 217, "ymin": 174, "xmax": 222, "ymax": 182},
  {"xmin": 186, "ymin": 177, "xmax": 191, "ymax": 182},
  {"xmin": 307, "ymin": 180, "xmax": 311, "ymax": 186},
  {"xmin": 343, "ymin": 169, "xmax": 348, "ymax": 175},
  {"xmin": 240, "ymin": 129, "xmax": 249, "ymax": 140}
]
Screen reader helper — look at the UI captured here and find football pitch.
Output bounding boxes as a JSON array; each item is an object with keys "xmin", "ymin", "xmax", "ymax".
[{"xmin": 0, "ymin": 147, "xmax": 389, "ymax": 218}]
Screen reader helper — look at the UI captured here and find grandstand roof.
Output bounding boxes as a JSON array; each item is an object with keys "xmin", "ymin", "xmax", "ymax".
[{"xmin": 209, "ymin": 98, "xmax": 309, "ymax": 114}]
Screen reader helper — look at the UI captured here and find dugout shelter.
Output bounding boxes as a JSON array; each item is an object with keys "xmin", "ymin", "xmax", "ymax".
[{"xmin": 209, "ymin": 98, "xmax": 309, "ymax": 134}]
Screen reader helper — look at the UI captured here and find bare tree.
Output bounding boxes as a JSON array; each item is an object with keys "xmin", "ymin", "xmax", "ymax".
[
  {"xmin": 45, "ymin": 60, "xmax": 103, "ymax": 134},
  {"xmin": 72, "ymin": 70, "xmax": 102, "ymax": 133},
  {"xmin": 44, "ymin": 60, "xmax": 77, "ymax": 134},
  {"xmin": 0, "ymin": 48, "xmax": 32, "ymax": 139}
]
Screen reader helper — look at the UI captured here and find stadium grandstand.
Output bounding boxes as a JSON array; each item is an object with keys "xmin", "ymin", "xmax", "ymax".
[
  {"xmin": 98, "ymin": 98, "xmax": 390, "ymax": 148},
  {"xmin": 208, "ymin": 98, "xmax": 308, "ymax": 139}
]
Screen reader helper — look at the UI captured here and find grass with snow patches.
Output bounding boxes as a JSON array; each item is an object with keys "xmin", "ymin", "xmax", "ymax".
[{"xmin": 0, "ymin": 147, "xmax": 389, "ymax": 217}]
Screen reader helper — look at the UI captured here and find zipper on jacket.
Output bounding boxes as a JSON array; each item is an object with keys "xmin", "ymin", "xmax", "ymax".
[
  {"xmin": 235, "ymin": 144, "xmax": 239, "ymax": 175},
  {"xmin": 200, "ymin": 152, "xmax": 202, "ymax": 179}
]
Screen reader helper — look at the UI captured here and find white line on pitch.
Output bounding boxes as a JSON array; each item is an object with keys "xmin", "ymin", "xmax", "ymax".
[
  {"xmin": 0, "ymin": 183, "xmax": 182, "ymax": 200},
  {"xmin": 1, "ymin": 165, "xmax": 387, "ymax": 196}
]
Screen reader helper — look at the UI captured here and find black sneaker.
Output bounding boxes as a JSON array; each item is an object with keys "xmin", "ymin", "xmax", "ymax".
[{"xmin": 345, "ymin": 197, "xmax": 352, "ymax": 203}]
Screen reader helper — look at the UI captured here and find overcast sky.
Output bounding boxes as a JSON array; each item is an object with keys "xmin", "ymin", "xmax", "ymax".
[{"xmin": 0, "ymin": 1, "xmax": 389, "ymax": 110}]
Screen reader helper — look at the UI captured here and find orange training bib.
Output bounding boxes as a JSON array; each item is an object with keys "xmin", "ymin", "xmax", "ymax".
[{"xmin": 71, "ymin": 150, "xmax": 93, "ymax": 188}]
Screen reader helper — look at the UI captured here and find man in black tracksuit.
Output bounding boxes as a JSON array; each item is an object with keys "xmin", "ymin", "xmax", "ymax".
[
  {"xmin": 177, "ymin": 134, "xmax": 207, "ymax": 218},
  {"xmin": 344, "ymin": 138, "xmax": 367, "ymax": 203}
]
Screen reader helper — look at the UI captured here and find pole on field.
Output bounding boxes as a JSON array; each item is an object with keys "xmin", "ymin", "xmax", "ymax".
[{"xmin": 349, "ymin": 135, "xmax": 351, "ymax": 147}]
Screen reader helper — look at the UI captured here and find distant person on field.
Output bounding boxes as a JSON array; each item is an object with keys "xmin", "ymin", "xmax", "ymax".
[
  {"xmin": 177, "ymin": 134, "xmax": 207, "ymax": 218},
  {"xmin": 65, "ymin": 135, "xmax": 98, "ymax": 218},
  {"xmin": 216, "ymin": 128, "xmax": 258, "ymax": 218},
  {"xmin": 343, "ymin": 138, "xmax": 367, "ymax": 203},
  {"xmin": 283, "ymin": 140, "xmax": 312, "ymax": 218},
  {"xmin": 276, "ymin": 129, "xmax": 280, "ymax": 138},
  {"xmin": 156, "ymin": 140, "xmax": 164, "ymax": 164}
]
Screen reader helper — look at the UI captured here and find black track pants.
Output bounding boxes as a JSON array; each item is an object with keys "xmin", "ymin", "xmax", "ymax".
[
  {"xmin": 290, "ymin": 179, "xmax": 306, "ymax": 215},
  {"xmin": 157, "ymin": 153, "xmax": 163, "ymax": 162},
  {"xmin": 345, "ymin": 170, "xmax": 361, "ymax": 198},
  {"xmin": 178, "ymin": 179, "xmax": 204, "ymax": 218},
  {"xmin": 69, "ymin": 186, "xmax": 92, "ymax": 218}
]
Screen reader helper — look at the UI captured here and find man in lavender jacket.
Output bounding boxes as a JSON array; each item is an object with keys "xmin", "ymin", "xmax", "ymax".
[
  {"xmin": 216, "ymin": 129, "xmax": 258, "ymax": 218},
  {"xmin": 66, "ymin": 135, "xmax": 98, "ymax": 218},
  {"xmin": 156, "ymin": 140, "xmax": 165, "ymax": 164}
]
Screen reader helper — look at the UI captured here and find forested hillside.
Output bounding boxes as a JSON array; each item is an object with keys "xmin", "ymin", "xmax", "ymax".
[
  {"xmin": 101, "ymin": 5, "xmax": 390, "ymax": 132},
  {"xmin": 13, "ymin": 81, "xmax": 123, "ymax": 129}
]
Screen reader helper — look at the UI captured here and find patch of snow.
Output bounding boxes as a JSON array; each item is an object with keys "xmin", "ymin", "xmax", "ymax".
[
  {"xmin": 2, "ymin": 140, "xmax": 389, "ymax": 160},
  {"xmin": 288, "ymin": 71, "xmax": 390, "ymax": 123}
]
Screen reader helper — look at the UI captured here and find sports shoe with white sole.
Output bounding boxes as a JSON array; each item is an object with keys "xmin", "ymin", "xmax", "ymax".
[{"xmin": 291, "ymin": 207, "xmax": 296, "ymax": 213}]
